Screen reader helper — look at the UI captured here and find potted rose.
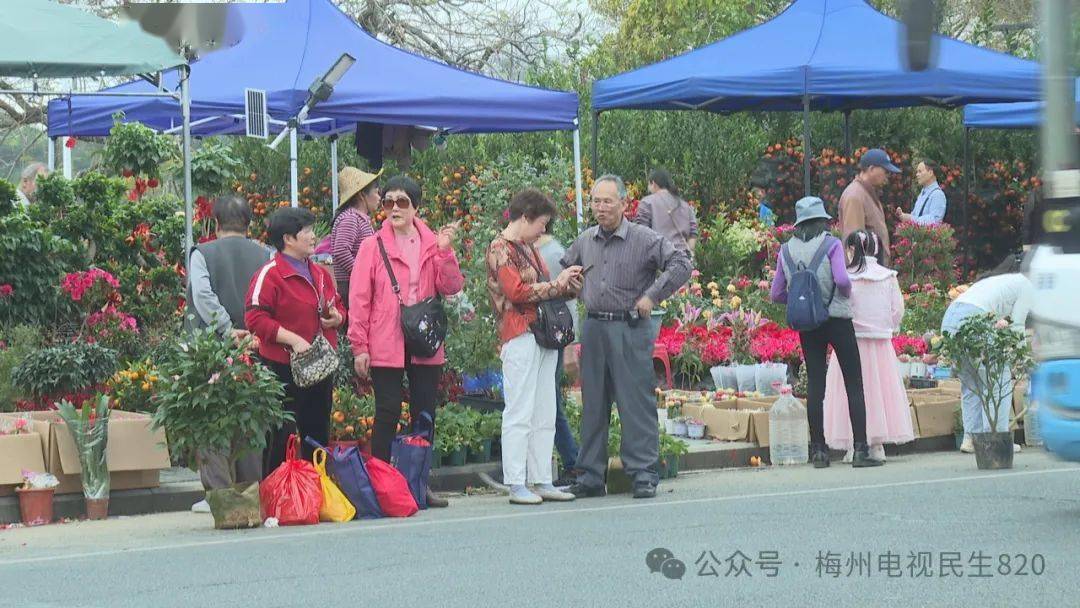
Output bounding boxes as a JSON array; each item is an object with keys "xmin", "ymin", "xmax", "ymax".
[
  {"xmin": 939, "ymin": 313, "xmax": 1032, "ymax": 470},
  {"xmin": 55, "ymin": 394, "xmax": 111, "ymax": 519},
  {"xmin": 152, "ymin": 329, "xmax": 289, "ymax": 529}
]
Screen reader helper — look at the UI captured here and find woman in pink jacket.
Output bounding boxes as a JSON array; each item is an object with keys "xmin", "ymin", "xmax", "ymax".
[
  {"xmin": 348, "ymin": 175, "xmax": 463, "ymax": 508},
  {"xmin": 823, "ymin": 230, "xmax": 914, "ymax": 462}
]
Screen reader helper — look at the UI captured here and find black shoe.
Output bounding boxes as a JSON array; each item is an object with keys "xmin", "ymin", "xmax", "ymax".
[
  {"xmin": 811, "ymin": 444, "xmax": 830, "ymax": 468},
  {"xmin": 553, "ymin": 469, "xmax": 580, "ymax": 488},
  {"xmin": 566, "ymin": 482, "xmax": 606, "ymax": 498},
  {"xmin": 633, "ymin": 484, "xmax": 657, "ymax": 499},
  {"xmin": 426, "ymin": 488, "xmax": 449, "ymax": 508},
  {"xmin": 852, "ymin": 443, "xmax": 884, "ymax": 468}
]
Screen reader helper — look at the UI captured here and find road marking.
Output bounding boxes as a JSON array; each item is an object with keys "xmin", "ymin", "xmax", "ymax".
[{"xmin": 2, "ymin": 465, "xmax": 1077, "ymax": 566}]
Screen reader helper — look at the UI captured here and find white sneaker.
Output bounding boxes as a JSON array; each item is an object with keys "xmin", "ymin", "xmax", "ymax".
[
  {"xmin": 870, "ymin": 444, "xmax": 886, "ymax": 462},
  {"xmin": 842, "ymin": 449, "xmax": 854, "ymax": 464},
  {"xmin": 1013, "ymin": 443, "xmax": 1022, "ymax": 453},
  {"xmin": 532, "ymin": 483, "xmax": 576, "ymax": 502},
  {"xmin": 191, "ymin": 499, "xmax": 211, "ymax": 513},
  {"xmin": 960, "ymin": 435, "xmax": 974, "ymax": 453},
  {"xmin": 508, "ymin": 485, "xmax": 542, "ymax": 505}
]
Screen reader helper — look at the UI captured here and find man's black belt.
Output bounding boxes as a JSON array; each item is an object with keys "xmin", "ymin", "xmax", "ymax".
[{"xmin": 587, "ymin": 311, "xmax": 632, "ymax": 321}]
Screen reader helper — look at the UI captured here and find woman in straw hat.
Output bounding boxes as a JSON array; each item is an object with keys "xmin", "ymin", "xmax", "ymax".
[{"xmin": 330, "ymin": 166, "xmax": 383, "ymax": 302}]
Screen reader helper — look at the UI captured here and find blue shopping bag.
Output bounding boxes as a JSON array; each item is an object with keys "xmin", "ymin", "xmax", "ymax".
[
  {"xmin": 305, "ymin": 437, "xmax": 383, "ymax": 520},
  {"xmin": 390, "ymin": 411, "xmax": 434, "ymax": 510}
]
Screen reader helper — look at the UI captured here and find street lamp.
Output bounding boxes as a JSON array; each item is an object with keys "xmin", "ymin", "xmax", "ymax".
[{"xmin": 269, "ymin": 52, "xmax": 356, "ymax": 150}]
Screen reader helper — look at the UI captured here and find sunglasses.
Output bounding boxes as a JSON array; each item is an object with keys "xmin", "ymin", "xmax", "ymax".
[{"xmin": 381, "ymin": 196, "xmax": 413, "ymax": 210}]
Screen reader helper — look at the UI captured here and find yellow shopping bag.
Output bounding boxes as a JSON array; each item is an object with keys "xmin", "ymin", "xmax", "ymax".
[{"xmin": 313, "ymin": 448, "xmax": 356, "ymax": 522}]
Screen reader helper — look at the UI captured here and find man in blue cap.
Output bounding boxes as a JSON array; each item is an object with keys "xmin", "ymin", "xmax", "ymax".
[{"xmin": 838, "ymin": 148, "xmax": 900, "ymax": 265}]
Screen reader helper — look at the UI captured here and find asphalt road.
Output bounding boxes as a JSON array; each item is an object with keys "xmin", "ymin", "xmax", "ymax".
[{"xmin": 2, "ymin": 450, "xmax": 1079, "ymax": 608}]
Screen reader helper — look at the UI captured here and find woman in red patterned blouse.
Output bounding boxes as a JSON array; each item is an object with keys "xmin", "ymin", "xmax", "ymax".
[{"xmin": 486, "ymin": 189, "xmax": 583, "ymax": 505}]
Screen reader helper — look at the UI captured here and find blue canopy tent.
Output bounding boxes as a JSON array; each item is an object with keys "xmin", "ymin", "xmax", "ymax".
[
  {"xmin": 590, "ymin": 0, "xmax": 1042, "ymax": 195},
  {"xmin": 963, "ymin": 80, "xmax": 1080, "ymax": 129},
  {"xmin": 47, "ymin": 0, "xmax": 584, "ymax": 219}
]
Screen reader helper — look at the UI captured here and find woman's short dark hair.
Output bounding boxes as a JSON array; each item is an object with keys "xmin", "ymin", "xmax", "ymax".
[
  {"xmin": 267, "ymin": 208, "xmax": 315, "ymax": 252},
  {"xmin": 793, "ymin": 218, "xmax": 829, "ymax": 241},
  {"xmin": 381, "ymin": 174, "xmax": 422, "ymax": 208},
  {"xmin": 508, "ymin": 188, "xmax": 558, "ymax": 222},
  {"xmin": 212, "ymin": 195, "xmax": 252, "ymax": 233},
  {"xmin": 648, "ymin": 168, "xmax": 678, "ymax": 196}
]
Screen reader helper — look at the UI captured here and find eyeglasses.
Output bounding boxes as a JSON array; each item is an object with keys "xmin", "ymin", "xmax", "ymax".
[
  {"xmin": 590, "ymin": 198, "xmax": 621, "ymax": 208},
  {"xmin": 381, "ymin": 196, "xmax": 412, "ymax": 210}
]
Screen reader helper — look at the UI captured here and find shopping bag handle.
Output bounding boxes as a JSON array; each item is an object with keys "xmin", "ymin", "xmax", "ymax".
[{"xmin": 286, "ymin": 434, "xmax": 300, "ymax": 461}]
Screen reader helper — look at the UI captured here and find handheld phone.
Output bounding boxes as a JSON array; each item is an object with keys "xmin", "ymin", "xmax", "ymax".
[{"xmin": 581, "ymin": 264, "xmax": 594, "ymax": 275}]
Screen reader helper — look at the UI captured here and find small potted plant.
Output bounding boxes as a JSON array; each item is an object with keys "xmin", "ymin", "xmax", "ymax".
[
  {"xmin": 686, "ymin": 417, "xmax": 706, "ymax": 440},
  {"xmin": 56, "ymin": 394, "xmax": 111, "ymax": 519},
  {"xmin": 435, "ymin": 403, "xmax": 468, "ymax": 467},
  {"xmin": 152, "ymin": 329, "xmax": 290, "ymax": 529},
  {"xmin": 16, "ymin": 470, "xmax": 59, "ymax": 527},
  {"xmin": 939, "ymin": 313, "xmax": 1032, "ymax": 470},
  {"xmin": 672, "ymin": 416, "xmax": 689, "ymax": 438},
  {"xmin": 658, "ymin": 432, "xmax": 690, "ymax": 479}
]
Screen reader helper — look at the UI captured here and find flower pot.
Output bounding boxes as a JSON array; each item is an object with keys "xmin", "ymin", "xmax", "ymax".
[
  {"xmin": 735, "ymin": 365, "xmax": 757, "ymax": 392},
  {"xmin": 16, "ymin": 487, "xmax": 54, "ymax": 526},
  {"xmin": 85, "ymin": 497, "xmax": 109, "ymax": 521},
  {"xmin": 672, "ymin": 420, "xmax": 688, "ymax": 437},
  {"xmin": 687, "ymin": 422, "xmax": 706, "ymax": 440},
  {"xmin": 443, "ymin": 448, "xmax": 467, "ymax": 467},
  {"xmin": 663, "ymin": 418, "xmax": 678, "ymax": 435},
  {"xmin": 206, "ymin": 482, "xmax": 261, "ymax": 529},
  {"xmin": 467, "ymin": 439, "xmax": 492, "ymax": 463},
  {"xmin": 657, "ymin": 457, "xmax": 679, "ymax": 480},
  {"xmin": 972, "ymin": 432, "xmax": 1014, "ymax": 470},
  {"xmin": 909, "ymin": 362, "xmax": 928, "ymax": 378},
  {"xmin": 755, "ymin": 363, "xmax": 788, "ymax": 396}
]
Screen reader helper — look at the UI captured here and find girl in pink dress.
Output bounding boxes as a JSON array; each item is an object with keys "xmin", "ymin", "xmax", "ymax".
[{"xmin": 824, "ymin": 230, "xmax": 914, "ymax": 462}]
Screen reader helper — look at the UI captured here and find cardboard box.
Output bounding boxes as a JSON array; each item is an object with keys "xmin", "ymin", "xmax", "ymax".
[
  {"xmin": 749, "ymin": 412, "xmax": 770, "ymax": 447},
  {"xmin": 0, "ymin": 432, "xmax": 48, "ymax": 496},
  {"xmin": 0, "ymin": 411, "xmax": 171, "ymax": 495},
  {"xmin": 939, "ymin": 379, "xmax": 962, "ymax": 395},
  {"xmin": 702, "ymin": 407, "xmax": 753, "ymax": 442},
  {"xmin": 910, "ymin": 406, "xmax": 921, "ymax": 439},
  {"xmin": 913, "ymin": 398, "xmax": 960, "ymax": 438},
  {"xmin": 1013, "ymin": 380, "xmax": 1028, "ymax": 417}
]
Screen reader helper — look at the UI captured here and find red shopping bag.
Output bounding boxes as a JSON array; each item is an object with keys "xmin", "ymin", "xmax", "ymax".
[
  {"xmin": 362, "ymin": 454, "xmax": 418, "ymax": 517},
  {"xmin": 260, "ymin": 435, "xmax": 323, "ymax": 525}
]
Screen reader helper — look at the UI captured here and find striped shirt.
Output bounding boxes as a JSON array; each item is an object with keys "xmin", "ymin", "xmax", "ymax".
[
  {"xmin": 330, "ymin": 208, "xmax": 375, "ymax": 286},
  {"xmin": 561, "ymin": 219, "xmax": 692, "ymax": 313}
]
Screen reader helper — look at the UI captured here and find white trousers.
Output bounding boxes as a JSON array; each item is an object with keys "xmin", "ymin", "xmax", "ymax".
[{"xmin": 500, "ymin": 333, "xmax": 558, "ymax": 486}]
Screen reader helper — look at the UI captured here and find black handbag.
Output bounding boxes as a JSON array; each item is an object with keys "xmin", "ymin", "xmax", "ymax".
[
  {"xmin": 510, "ymin": 241, "xmax": 575, "ymax": 350},
  {"xmin": 376, "ymin": 237, "xmax": 448, "ymax": 359}
]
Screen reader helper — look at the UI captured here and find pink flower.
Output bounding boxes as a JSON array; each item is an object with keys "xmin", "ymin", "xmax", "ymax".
[
  {"xmin": 226, "ymin": 357, "xmax": 234, "ymax": 366},
  {"xmin": 208, "ymin": 372, "xmax": 221, "ymax": 384},
  {"xmin": 995, "ymin": 318, "xmax": 1009, "ymax": 329},
  {"xmin": 757, "ymin": 280, "xmax": 770, "ymax": 291},
  {"xmin": 0, "ymin": 284, "xmax": 12, "ymax": 298},
  {"xmin": 691, "ymin": 269, "xmax": 701, "ymax": 278}
]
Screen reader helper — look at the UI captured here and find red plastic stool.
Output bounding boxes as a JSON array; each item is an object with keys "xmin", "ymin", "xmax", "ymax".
[{"xmin": 652, "ymin": 344, "xmax": 673, "ymax": 389}]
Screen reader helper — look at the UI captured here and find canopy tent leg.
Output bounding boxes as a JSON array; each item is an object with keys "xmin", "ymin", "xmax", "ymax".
[
  {"xmin": 590, "ymin": 110, "xmax": 600, "ymax": 176},
  {"xmin": 289, "ymin": 124, "xmax": 299, "ymax": 208},
  {"xmin": 61, "ymin": 137, "xmax": 72, "ymax": 179},
  {"xmin": 330, "ymin": 135, "xmax": 340, "ymax": 213},
  {"xmin": 181, "ymin": 64, "xmax": 194, "ymax": 281},
  {"xmin": 572, "ymin": 123, "xmax": 585, "ymax": 232},
  {"xmin": 962, "ymin": 126, "xmax": 971, "ymax": 279},
  {"xmin": 47, "ymin": 138, "xmax": 55, "ymax": 172},
  {"xmin": 843, "ymin": 110, "xmax": 852, "ymax": 158},
  {"xmin": 802, "ymin": 94, "xmax": 811, "ymax": 196}
]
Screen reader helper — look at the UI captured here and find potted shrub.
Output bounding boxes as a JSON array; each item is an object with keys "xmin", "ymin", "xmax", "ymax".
[
  {"xmin": 939, "ymin": 313, "xmax": 1032, "ymax": 470},
  {"xmin": 12, "ymin": 341, "xmax": 119, "ymax": 411},
  {"xmin": 468, "ymin": 410, "xmax": 500, "ymax": 463},
  {"xmin": 55, "ymin": 394, "xmax": 112, "ymax": 519},
  {"xmin": 152, "ymin": 329, "xmax": 289, "ymax": 529},
  {"xmin": 330, "ymin": 386, "xmax": 374, "ymax": 452},
  {"xmin": 658, "ymin": 432, "xmax": 689, "ymax": 479},
  {"xmin": 435, "ymin": 403, "xmax": 468, "ymax": 467}
]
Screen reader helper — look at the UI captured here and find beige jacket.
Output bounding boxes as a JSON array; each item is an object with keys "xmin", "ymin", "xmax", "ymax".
[{"xmin": 838, "ymin": 177, "xmax": 890, "ymax": 265}]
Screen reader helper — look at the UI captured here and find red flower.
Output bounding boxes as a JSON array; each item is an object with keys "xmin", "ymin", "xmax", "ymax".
[
  {"xmin": 0, "ymin": 284, "xmax": 12, "ymax": 298},
  {"xmin": 65, "ymin": 137, "xmax": 76, "ymax": 149}
]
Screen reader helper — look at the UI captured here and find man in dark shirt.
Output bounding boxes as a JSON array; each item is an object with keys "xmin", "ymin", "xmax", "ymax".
[{"xmin": 561, "ymin": 174, "xmax": 692, "ymax": 499}]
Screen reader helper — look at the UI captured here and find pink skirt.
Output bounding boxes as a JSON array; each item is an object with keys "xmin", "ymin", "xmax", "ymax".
[{"xmin": 824, "ymin": 337, "xmax": 915, "ymax": 450}]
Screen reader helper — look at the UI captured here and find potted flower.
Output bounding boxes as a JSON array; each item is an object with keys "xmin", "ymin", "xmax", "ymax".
[
  {"xmin": 434, "ymin": 403, "xmax": 468, "ymax": 467},
  {"xmin": 330, "ymin": 387, "xmax": 375, "ymax": 452},
  {"xmin": 672, "ymin": 416, "xmax": 689, "ymax": 438},
  {"xmin": 152, "ymin": 329, "xmax": 290, "ymax": 529},
  {"xmin": 16, "ymin": 470, "xmax": 59, "ymax": 527},
  {"xmin": 893, "ymin": 334, "xmax": 929, "ymax": 380},
  {"xmin": 55, "ymin": 394, "xmax": 111, "ymax": 519},
  {"xmin": 750, "ymin": 322, "xmax": 800, "ymax": 396},
  {"xmin": 722, "ymin": 310, "xmax": 764, "ymax": 391},
  {"xmin": 686, "ymin": 418, "xmax": 706, "ymax": 440},
  {"xmin": 939, "ymin": 313, "xmax": 1033, "ymax": 470},
  {"xmin": 658, "ymin": 432, "xmax": 689, "ymax": 479}
]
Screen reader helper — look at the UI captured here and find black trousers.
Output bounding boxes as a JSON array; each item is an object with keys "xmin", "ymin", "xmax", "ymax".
[
  {"xmin": 798, "ymin": 317, "xmax": 867, "ymax": 447},
  {"xmin": 370, "ymin": 361, "xmax": 442, "ymax": 462},
  {"xmin": 263, "ymin": 359, "xmax": 333, "ymax": 477}
]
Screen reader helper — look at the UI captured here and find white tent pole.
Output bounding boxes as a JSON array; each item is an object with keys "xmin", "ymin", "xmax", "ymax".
[
  {"xmin": 330, "ymin": 136, "xmax": 340, "ymax": 212},
  {"xmin": 181, "ymin": 64, "xmax": 194, "ymax": 278},
  {"xmin": 61, "ymin": 137, "xmax": 72, "ymax": 179},
  {"xmin": 47, "ymin": 138, "xmax": 55, "ymax": 172},
  {"xmin": 572, "ymin": 123, "xmax": 584, "ymax": 231},
  {"xmin": 289, "ymin": 125, "xmax": 299, "ymax": 207}
]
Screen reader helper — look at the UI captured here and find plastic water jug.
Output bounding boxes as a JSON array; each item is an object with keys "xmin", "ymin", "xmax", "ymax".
[
  {"xmin": 1023, "ymin": 384, "xmax": 1043, "ymax": 448},
  {"xmin": 769, "ymin": 386, "xmax": 809, "ymax": 465}
]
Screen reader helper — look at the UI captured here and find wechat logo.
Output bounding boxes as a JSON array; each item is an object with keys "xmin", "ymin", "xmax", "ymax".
[{"xmin": 647, "ymin": 547, "xmax": 686, "ymax": 580}]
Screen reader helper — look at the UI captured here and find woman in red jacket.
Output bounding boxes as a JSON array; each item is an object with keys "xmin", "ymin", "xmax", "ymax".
[
  {"xmin": 349, "ymin": 175, "xmax": 464, "ymax": 508},
  {"xmin": 246, "ymin": 208, "xmax": 346, "ymax": 473}
]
